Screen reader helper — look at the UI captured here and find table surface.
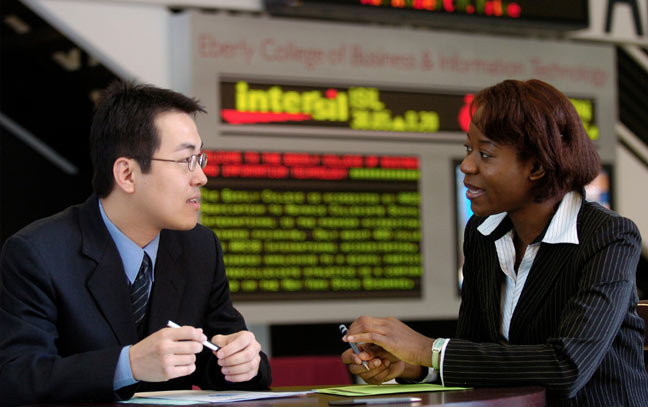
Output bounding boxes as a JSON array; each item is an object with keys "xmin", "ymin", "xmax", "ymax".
[{"xmin": 23, "ymin": 386, "xmax": 546, "ymax": 407}]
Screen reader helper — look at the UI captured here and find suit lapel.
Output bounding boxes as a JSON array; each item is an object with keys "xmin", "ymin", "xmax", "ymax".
[
  {"xmin": 79, "ymin": 196, "xmax": 138, "ymax": 345},
  {"xmin": 508, "ymin": 242, "xmax": 577, "ymax": 341},
  {"xmin": 146, "ymin": 231, "xmax": 186, "ymax": 334},
  {"xmin": 482, "ymin": 242, "xmax": 504, "ymax": 342},
  {"xmin": 474, "ymin": 217, "xmax": 507, "ymax": 342}
]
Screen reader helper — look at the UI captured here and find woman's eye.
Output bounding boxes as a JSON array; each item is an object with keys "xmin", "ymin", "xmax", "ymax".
[
  {"xmin": 480, "ymin": 151, "xmax": 491, "ymax": 159},
  {"xmin": 463, "ymin": 144, "xmax": 472, "ymax": 153}
]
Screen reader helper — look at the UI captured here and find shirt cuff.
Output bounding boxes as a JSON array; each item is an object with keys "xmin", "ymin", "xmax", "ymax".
[
  {"xmin": 420, "ymin": 367, "xmax": 439, "ymax": 383},
  {"xmin": 114, "ymin": 346, "xmax": 138, "ymax": 390},
  {"xmin": 395, "ymin": 367, "xmax": 439, "ymax": 384},
  {"xmin": 438, "ymin": 338, "xmax": 451, "ymax": 387}
]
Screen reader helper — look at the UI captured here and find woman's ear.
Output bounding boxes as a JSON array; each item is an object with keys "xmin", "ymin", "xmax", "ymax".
[
  {"xmin": 529, "ymin": 162, "xmax": 546, "ymax": 182},
  {"xmin": 112, "ymin": 157, "xmax": 137, "ymax": 194}
]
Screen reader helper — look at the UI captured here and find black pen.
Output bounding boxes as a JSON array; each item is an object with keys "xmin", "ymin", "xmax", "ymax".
[{"xmin": 339, "ymin": 324, "xmax": 370, "ymax": 371}]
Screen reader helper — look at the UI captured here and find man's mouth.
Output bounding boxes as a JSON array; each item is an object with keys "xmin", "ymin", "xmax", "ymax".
[{"xmin": 188, "ymin": 196, "xmax": 201, "ymax": 208}]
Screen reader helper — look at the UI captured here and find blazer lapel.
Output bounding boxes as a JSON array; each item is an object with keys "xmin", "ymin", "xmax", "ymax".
[
  {"xmin": 79, "ymin": 195, "xmax": 138, "ymax": 345},
  {"xmin": 146, "ymin": 231, "xmax": 186, "ymax": 334},
  {"xmin": 482, "ymin": 243, "xmax": 504, "ymax": 342},
  {"xmin": 475, "ymin": 216, "xmax": 508, "ymax": 342},
  {"xmin": 508, "ymin": 242, "xmax": 577, "ymax": 342}
]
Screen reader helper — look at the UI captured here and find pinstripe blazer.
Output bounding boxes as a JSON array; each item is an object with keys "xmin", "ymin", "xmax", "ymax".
[{"xmin": 443, "ymin": 198, "xmax": 648, "ymax": 407}]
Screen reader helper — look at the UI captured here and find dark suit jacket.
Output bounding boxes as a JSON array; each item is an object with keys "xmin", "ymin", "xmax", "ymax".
[
  {"xmin": 0, "ymin": 195, "xmax": 271, "ymax": 405},
  {"xmin": 443, "ymin": 199, "xmax": 648, "ymax": 406}
]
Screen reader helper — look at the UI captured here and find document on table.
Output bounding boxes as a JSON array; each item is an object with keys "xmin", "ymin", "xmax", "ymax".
[
  {"xmin": 126, "ymin": 389, "xmax": 313, "ymax": 404},
  {"xmin": 316, "ymin": 384, "xmax": 470, "ymax": 396}
]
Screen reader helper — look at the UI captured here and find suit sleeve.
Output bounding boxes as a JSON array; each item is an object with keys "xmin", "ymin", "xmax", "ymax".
[
  {"xmin": 443, "ymin": 215, "xmax": 641, "ymax": 399},
  {"xmin": 194, "ymin": 231, "xmax": 271, "ymax": 389},
  {"xmin": 0, "ymin": 235, "xmax": 122, "ymax": 405}
]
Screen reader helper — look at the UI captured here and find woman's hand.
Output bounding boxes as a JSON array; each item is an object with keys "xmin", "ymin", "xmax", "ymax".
[
  {"xmin": 340, "ymin": 345, "xmax": 404, "ymax": 384},
  {"xmin": 340, "ymin": 343, "xmax": 424, "ymax": 384},
  {"xmin": 345, "ymin": 316, "xmax": 435, "ymax": 368}
]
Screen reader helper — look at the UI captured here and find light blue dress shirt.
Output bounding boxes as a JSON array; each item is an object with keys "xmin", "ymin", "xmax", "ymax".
[{"xmin": 98, "ymin": 200, "xmax": 160, "ymax": 390}]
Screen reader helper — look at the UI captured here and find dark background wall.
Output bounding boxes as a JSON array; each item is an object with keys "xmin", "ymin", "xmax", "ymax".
[{"xmin": 0, "ymin": 0, "xmax": 116, "ymax": 244}]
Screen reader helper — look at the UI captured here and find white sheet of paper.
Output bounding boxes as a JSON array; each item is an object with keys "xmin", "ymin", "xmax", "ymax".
[{"xmin": 133, "ymin": 390, "xmax": 313, "ymax": 403}]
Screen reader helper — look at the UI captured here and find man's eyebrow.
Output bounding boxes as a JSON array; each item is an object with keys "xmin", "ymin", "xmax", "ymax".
[{"xmin": 174, "ymin": 142, "xmax": 201, "ymax": 152}]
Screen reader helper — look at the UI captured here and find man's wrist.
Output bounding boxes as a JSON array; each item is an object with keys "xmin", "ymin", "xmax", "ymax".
[{"xmin": 114, "ymin": 346, "xmax": 138, "ymax": 390}]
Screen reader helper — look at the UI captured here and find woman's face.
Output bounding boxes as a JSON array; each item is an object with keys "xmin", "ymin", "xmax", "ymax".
[{"xmin": 460, "ymin": 121, "xmax": 536, "ymax": 217}]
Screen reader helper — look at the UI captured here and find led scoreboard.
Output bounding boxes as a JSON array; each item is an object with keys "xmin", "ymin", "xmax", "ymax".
[
  {"xmin": 220, "ymin": 80, "xmax": 468, "ymax": 134},
  {"xmin": 265, "ymin": 0, "xmax": 589, "ymax": 32},
  {"xmin": 201, "ymin": 150, "xmax": 423, "ymax": 301},
  {"xmin": 220, "ymin": 80, "xmax": 599, "ymax": 141}
]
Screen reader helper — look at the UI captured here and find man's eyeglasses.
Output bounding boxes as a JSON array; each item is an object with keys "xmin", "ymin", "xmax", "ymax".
[{"xmin": 151, "ymin": 152, "xmax": 208, "ymax": 172}]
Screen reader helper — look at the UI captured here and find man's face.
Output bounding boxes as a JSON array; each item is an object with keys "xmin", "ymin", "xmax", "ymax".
[{"xmin": 134, "ymin": 110, "xmax": 207, "ymax": 233}]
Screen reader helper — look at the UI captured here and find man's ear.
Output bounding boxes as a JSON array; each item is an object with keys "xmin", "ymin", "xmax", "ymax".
[
  {"xmin": 113, "ymin": 157, "xmax": 137, "ymax": 194},
  {"xmin": 529, "ymin": 161, "xmax": 546, "ymax": 182}
]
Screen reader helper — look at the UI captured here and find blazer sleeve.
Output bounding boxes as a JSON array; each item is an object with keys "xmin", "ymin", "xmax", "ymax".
[
  {"xmin": 443, "ymin": 214, "xmax": 642, "ymax": 399},
  {"xmin": 0, "ymin": 234, "xmax": 122, "ymax": 405},
  {"xmin": 193, "ymin": 231, "xmax": 272, "ymax": 390}
]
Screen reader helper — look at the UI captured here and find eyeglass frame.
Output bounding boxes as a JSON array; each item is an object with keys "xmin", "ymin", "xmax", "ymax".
[{"xmin": 150, "ymin": 152, "xmax": 208, "ymax": 172}]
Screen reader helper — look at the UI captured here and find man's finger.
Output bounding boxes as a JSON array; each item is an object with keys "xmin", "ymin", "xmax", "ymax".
[
  {"xmin": 213, "ymin": 332, "xmax": 258, "ymax": 359},
  {"xmin": 218, "ymin": 347, "xmax": 260, "ymax": 367},
  {"xmin": 165, "ymin": 326, "xmax": 207, "ymax": 342},
  {"xmin": 221, "ymin": 357, "xmax": 260, "ymax": 376}
]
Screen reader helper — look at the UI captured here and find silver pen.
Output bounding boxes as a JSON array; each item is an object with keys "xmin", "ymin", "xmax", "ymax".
[
  {"xmin": 339, "ymin": 324, "xmax": 370, "ymax": 371},
  {"xmin": 330, "ymin": 397, "xmax": 422, "ymax": 405}
]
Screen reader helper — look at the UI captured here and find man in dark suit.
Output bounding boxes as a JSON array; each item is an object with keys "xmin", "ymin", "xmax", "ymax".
[{"xmin": 0, "ymin": 81, "xmax": 271, "ymax": 405}]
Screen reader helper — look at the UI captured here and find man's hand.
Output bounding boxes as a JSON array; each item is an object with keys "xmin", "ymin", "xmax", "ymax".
[
  {"xmin": 130, "ymin": 326, "xmax": 206, "ymax": 382},
  {"xmin": 212, "ymin": 331, "xmax": 261, "ymax": 382}
]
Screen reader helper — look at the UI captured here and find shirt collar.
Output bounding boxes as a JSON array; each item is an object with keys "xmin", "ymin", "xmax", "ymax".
[
  {"xmin": 477, "ymin": 191, "xmax": 581, "ymax": 245},
  {"xmin": 98, "ymin": 199, "xmax": 160, "ymax": 284}
]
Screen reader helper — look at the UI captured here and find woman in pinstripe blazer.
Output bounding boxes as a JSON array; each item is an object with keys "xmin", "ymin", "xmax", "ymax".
[{"xmin": 341, "ymin": 79, "xmax": 648, "ymax": 406}]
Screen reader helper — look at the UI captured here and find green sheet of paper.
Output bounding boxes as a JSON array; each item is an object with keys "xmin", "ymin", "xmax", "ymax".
[{"xmin": 317, "ymin": 384, "xmax": 470, "ymax": 396}]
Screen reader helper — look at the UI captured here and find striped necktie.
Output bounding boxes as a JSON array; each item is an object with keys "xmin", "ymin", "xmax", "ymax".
[{"xmin": 131, "ymin": 252, "xmax": 152, "ymax": 326}]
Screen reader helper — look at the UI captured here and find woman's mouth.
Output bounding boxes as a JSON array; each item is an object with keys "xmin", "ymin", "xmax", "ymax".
[{"xmin": 465, "ymin": 184, "xmax": 485, "ymax": 200}]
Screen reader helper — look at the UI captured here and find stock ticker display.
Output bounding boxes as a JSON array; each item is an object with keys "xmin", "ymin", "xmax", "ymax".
[
  {"xmin": 220, "ymin": 80, "xmax": 599, "ymax": 142},
  {"xmin": 200, "ymin": 150, "xmax": 422, "ymax": 300}
]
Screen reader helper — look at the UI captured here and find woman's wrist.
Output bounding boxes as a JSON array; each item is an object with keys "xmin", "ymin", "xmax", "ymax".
[
  {"xmin": 418, "ymin": 337, "xmax": 435, "ymax": 367},
  {"xmin": 400, "ymin": 363, "xmax": 425, "ymax": 380}
]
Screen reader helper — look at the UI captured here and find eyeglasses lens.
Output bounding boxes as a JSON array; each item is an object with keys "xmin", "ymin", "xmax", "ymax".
[{"xmin": 188, "ymin": 153, "xmax": 208, "ymax": 171}]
